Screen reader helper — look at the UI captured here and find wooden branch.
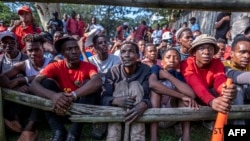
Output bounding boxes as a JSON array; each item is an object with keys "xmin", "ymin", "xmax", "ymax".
[
  {"xmin": 2, "ymin": 0, "xmax": 250, "ymax": 11},
  {"xmin": 0, "ymin": 88, "xmax": 6, "ymax": 141},
  {"xmin": 2, "ymin": 88, "xmax": 250, "ymax": 123}
]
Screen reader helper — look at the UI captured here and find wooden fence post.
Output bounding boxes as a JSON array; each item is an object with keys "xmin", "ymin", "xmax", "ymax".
[{"xmin": 0, "ymin": 87, "xmax": 6, "ymax": 141}]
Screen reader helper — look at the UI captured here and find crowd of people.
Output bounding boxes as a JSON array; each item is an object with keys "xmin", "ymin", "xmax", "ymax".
[{"xmin": 0, "ymin": 5, "xmax": 249, "ymax": 141}]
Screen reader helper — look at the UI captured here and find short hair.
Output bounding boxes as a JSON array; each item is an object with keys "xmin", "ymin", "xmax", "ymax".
[
  {"xmin": 244, "ymin": 26, "xmax": 250, "ymax": 35},
  {"xmin": 93, "ymin": 34, "xmax": 106, "ymax": 45},
  {"xmin": 22, "ymin": 34, "xmax": 46, "ymax": 45},
  {"xmin": 231, "ymin": 35, "xmax": 250, "ymax": 51},
  {"xmin": 120, "ymin": 41, "xmax": 139, "ymax": 54},
  {"xmin": 162, "ymin": 48, "xmax": 181, "ymax": 60},
  {"xmin": 217, "ymin": 38, "xmax": 226, "ymax": 44},
  {"xmin": 145, "ymin": 43, "xmax": 155, "ymax": 48}
]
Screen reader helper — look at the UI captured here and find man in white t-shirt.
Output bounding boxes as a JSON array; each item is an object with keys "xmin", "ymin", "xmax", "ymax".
[{"xmin": 88, "ymin": 34, "xmax": 120, "ymax": 139}]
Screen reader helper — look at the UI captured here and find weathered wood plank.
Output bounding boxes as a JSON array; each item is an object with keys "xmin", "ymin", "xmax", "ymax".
[
  {"xmin": 1, "ymin": 0, "xmax": 250, "ymax": 11},
  {"xmin": 2, "ymin": 88, "xmax": 250, "ymax": 123},
  {"xmin": 0, "ymin": 88, "xmax": 6, "ymax": 141}
]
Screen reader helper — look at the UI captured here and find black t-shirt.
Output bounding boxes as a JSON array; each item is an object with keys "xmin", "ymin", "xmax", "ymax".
[{"xmin": 215, "ymin": 13, "xmax": 231, "ymax": 40}]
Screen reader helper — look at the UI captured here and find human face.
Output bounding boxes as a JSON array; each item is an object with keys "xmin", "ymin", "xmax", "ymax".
[
  {"xmin": 214, "ymin": 42, "xmax": 226, "ymax": 59},
  {"xmin": 179, "ymin": 30, "xmax": 193, "ymax": 49},
  {"xmin": 161, "ymin": 50, "xmax": 180, "ymax": 70},
  {"xmin": 19, "ymin": 11, "xmax": 32, "ymax": 23},
  {"xmin": 53, "ymin": 32, "xmax": 63, "ymax": 42},
  {"xmin": 0, "ymin": 37, "xmax": 17, "ymax": 54},
  {"xmin": 194, "ymin": 44, "xmax": 215, "ymax": 68},
  {"xmin": 26, "ymin": 42, "xmax": 44, "ymax": 63},
  {"xmin": 94, "ymin": 37, "xmax": 108, "ymax": 55},
  {"xmin": 231, "ymin": 41, "xmax": 250, "ymax": 69},
  {"xmin": 92, "ymin": 18, "xmax": 96, "ymax": 24},
  {"xmin": 120, "ymin": 44, "xmax": 138, "ymax": 67},
  {"xmin": 138, "ymin": 40, "xmax": 145, "ymax": 53},
  {"xmin": 145, "ymin": 46, "xmax": 157, "ymax": 61},
  {"xmin": 61, "ymin": 40, "xmax": 80, "ymax": 64}
]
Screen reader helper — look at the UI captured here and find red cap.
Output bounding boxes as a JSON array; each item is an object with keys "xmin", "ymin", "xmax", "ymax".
[{"xmin": 17, "ymin": 6, "xmax": 32, "ymax": 15}]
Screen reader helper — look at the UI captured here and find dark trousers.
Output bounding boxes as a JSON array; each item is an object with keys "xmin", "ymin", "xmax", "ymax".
[{"xmin": 41, "ymin": 78, "xmax": 99, "ymax": 137}]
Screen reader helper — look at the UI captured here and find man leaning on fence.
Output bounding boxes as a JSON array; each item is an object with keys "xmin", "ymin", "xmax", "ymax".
[
  {"xmin": 102, "ymin": 41, "xmax": 151, "ymax": 141},
  {"xmin": 29, "ymin": 36, "xmax": 102, "ymax": 141}
]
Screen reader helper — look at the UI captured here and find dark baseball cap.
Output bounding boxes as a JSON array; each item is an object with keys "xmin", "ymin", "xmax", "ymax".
[
  {"xmin": 54, "ymin": 36, "xmax": 77, "ymax": 53},
  {"xmin": 0, "ymin": 31, "xmax": 16, "ymax": 41}
]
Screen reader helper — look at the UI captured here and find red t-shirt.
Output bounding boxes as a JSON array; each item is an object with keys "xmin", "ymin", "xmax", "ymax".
[
  {"xmin": 41, "ymin": 61, "xmax": 98, "ymax": 93},
  {"xmin": 180, "ymin": 57, "xmax": 226, "ymax": 105},
  {"xmin": 0, "ymin": 26, "xmax": 7, "ymax": 32},
  {"xmin": 13, "ymin": 24, "xmax": 41, "ymax": 51},
  {"xmin": 66, "ymin": 18, "xmax": 78, "ymax": 35},
  {"xmin": 135, "ymin": 24, "xmax": 147, "ymax": 42},
  {"xmin": 223, "ymin": 45, "xmax": 231, "ymax": 60},
  {"xmin": 77, "ymin": 20, "xmax": 85, "ymax": 37}
]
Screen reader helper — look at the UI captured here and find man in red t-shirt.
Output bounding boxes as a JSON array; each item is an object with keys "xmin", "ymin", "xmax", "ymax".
[
  {"xmin": 181, "ymin": 34, "xmax": 236, "ymax": 113},
  {"xmin": 30, "ymin": 36, "xmax": 102, "ymax": 141},
  {"xmin": 135, "ymin": 20, "xmax": 147, "ymax": 43},
  {"xmin": 10, "ymin": 6, "xmax": 41, "ymax": 52}
]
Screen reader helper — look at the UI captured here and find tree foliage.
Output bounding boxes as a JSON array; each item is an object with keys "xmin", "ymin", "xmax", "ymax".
[{"xmin": 0, "ymin": 2, "xmax": 18, "ymax": 25}]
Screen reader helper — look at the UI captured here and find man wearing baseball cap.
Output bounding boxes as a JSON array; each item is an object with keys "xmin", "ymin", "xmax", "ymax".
[
  {"xmin": 181, "ymin": 34, "xmax": 236, "ymax": 114},
  {"xmin": 30, "ymin": 36, "xmax": 102, "ymax": 141},
  {"xmin": 9, "ymin": 5, "xmax": 41, "ymax": 53},
  {"xmin": 0, "ymin": 31, "xmax": 28, "ymax": 134}
]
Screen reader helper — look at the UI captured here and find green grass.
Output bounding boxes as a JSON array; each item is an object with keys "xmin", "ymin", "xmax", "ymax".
[{"xmin": 6, "ymin": 121, "xmax": 211, "ymax": 141}]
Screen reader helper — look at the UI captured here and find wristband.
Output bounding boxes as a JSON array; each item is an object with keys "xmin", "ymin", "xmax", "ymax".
[
  {"xmin": 24, "ymin": 76, "xmax": 29, "ymax": 85},
  {"xmin": 71, "ymin": 91, "xmax": 78, "ymax": 100}
]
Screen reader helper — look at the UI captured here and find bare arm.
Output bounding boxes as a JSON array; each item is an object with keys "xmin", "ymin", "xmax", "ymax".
[
  {"xmin": 74, "ymin": 74, "xmax": 102, "ymax": 98},
  {"xmin": 159, "ymin": 70, "xmax": 196, "ymax": 99},
  {"xmin": 0, "ymin": 62, "xmax": 27, "ymax": 88},
  {"xmin": 149, "ymin": 73, "xmax": 186, "ymax": 99},
  {"xmin": 29, "ymin": 74, "xmax": 58, "ymax": 99},
  {"xmin": 214, "ymin": 16, "xmax": 230, "ymax": 29}
]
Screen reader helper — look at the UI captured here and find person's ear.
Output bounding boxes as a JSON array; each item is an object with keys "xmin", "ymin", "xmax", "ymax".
[{"xmin": 230, "ymin": 50, "xmax": 234, "ymax": 58}]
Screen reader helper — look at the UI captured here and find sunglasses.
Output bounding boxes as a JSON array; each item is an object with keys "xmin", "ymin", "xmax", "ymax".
[{"xmin": 162, "ymin": 39, "xmax": 173, "ymax": 44}]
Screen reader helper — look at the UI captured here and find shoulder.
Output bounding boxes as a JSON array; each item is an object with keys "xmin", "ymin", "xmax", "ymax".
[
  {"xmin": 138, "ymin": 62, "xmax": 151, "ymax": 72},
  {"xmin": 81, "ymin": 61, "xmax": 97, "ymax": 68}
]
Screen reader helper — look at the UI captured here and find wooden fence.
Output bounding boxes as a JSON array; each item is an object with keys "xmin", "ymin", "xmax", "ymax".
[{"xmin": 1, "ymin": 87, "xmax": 250, "ymax": 140}]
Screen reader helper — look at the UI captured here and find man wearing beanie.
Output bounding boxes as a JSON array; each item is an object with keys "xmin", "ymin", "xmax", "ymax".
[
  {"xmin": 174, "ymin": 27, "xmax": 193, "ymax": 61},
  {"xmin": 180, "ymin": 34, "xmax": 237, "ymax": 129}
]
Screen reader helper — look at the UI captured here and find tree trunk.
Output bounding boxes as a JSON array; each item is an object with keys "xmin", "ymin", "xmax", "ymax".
[{"xmin": 34, "ymin": 2, "xmax": 60, "ymax": 31}]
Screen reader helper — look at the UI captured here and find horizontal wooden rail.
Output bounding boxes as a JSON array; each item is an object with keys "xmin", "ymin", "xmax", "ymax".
[{"xmin": 2, "ymin": 88, "xmax": 250, "ymax": 123}]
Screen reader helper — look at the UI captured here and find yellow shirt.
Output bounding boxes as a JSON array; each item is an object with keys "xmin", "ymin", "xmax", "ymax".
[{"xmin": 223, "ymin": 60, "xmax": 250, "ymax": 71}]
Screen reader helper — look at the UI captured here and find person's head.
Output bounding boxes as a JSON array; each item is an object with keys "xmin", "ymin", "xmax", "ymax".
[
  {"xmin": 214, "ymin": 38, "xmax": 226, "ymax": 59},
  {"xmin": 91, "ymin": 17, "xmax": 97, "ymax": 24},
  {"xmin": 17, "ymin": 6, "xmax": 33, "ymax": 24},
  {"xmin": 76, "ymin": 14, "xmax": 82, "ymax": 21},
  {"xmin": 162, "ymin": 31, "xmax": 173, "ymax": 48},
  {"xmin": 120, "ymin": 41, "xmax": 139, "ymax": 67},
  {"xmin": 123, "ymin": 22, "xmax": 129, "ymax": 29},
  {"xmin": 144, "ymin": 43, "xmax": 157, "ymax": 61},
  {"xmin": 40, "ymin": 31, "xmax": 55, "ymax": 53},
  {"xmin": 244, "ymin": 26, "xmax": 250, "ymax": 38},
  {"xmin": 141, "ymin": 20, "xmax": 146, "ymax": 25},
  {"xmin": 23, "ymin": 34, "xmax": 46, "ymax": 63},
  {"xmin": 0, "ymin": 31, "xmax": 18, "ymax": 55},
  {"xmin": 161, "ymin": 48, "xmax": 181, "ymax": 70},
  {"xmin": 230, "ymin": 36, "xmax": 250, "ymax": 69},
  {"xmin": 55, "ymin": 36, "xmax": 80, "ymax": 65},
  {"xmin": 52, "ymin": 11, "xmax": 58, "ymax": 19},
  {"xmin": 182, "ymin": 22, "xmax": 188, "ymax": 28},
  {"xmin": 176, "ymin": 27, "xmax": 193, "ymax": 49},
  {"xmin": 193, "ymin": 30, "xmax": 201, "ymax": 39},
  {"xmin": 137, "ymin": 40, "xmax": 145, "ymax": 54},
  {"xmin": 63, "ymin": 13, "xmax": 68, "ymax": 20},
  {"xmin": 53, "ymin": 31, "xmax": 63, "ymax": 43},
  {"xmin": 190, "ymin": 34, "xmax": 219, "ymax": 68},
  {"xmin": 71, "ymin": 11, "xmax": 76, "ymax": 18},
  {"xmin": 189, "ymin": 17, "xmax": 196, "ymax": 25},
  {"xmin": 93, "ymin": 34, "xmax": 108, "ymax": 57}
]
